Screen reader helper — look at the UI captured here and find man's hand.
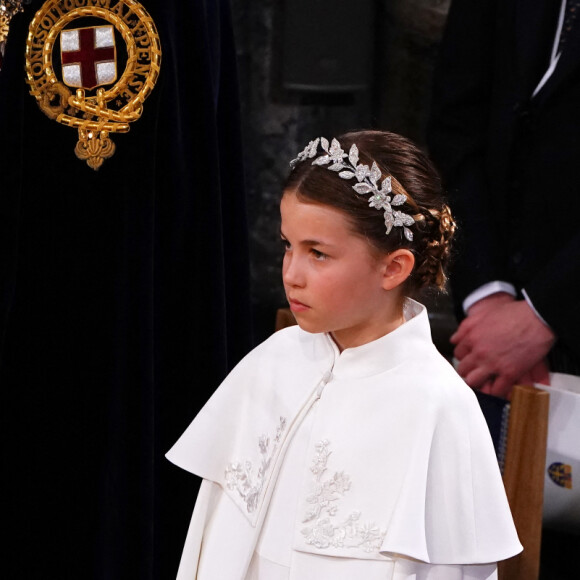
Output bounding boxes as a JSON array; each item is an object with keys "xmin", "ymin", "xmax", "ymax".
[{"xmin": 451, "ymin": 293, "xmax": 555, "ymax": 398}]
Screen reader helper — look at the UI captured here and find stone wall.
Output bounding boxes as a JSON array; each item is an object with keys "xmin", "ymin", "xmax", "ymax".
[{"xmin": 231, "ymin": 0, "xmax": 454, "ymax": 345}]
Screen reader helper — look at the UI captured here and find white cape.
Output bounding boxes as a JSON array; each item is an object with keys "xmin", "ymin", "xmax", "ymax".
[{"xmin": 167, "ymin": 301, "xmax": 522, "ymax": 578}]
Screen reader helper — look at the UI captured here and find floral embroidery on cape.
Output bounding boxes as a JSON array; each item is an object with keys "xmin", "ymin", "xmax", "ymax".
[
  {"xmin": 224, "ymin": 416, "xmax": 286, "ymax": 513},
  {"xmin": 301, "ymin": 439, "xmax": 386, "ymax": 553}
]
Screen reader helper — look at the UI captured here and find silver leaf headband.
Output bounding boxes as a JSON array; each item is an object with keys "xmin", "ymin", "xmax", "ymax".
[{"xmin": 289, "ymin": 137, "xmax": 416, "ymax": 241}]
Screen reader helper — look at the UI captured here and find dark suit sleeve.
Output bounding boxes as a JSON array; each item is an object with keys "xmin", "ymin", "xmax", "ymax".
[
  {"xmin": 427, "ymin": 0, "xmax": 505, "ymax": 315},
  {"xmin": 524, "ymin": 231, "xmax": 580, "ymax": 359},
  {"xmin": 517, "ymin": 49, "xmax": 580, "ymax": 360}
]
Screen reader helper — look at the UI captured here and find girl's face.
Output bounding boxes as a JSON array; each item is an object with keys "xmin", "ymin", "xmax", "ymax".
[{"xmin": 280, "ymin": 191, "xmax": 403, "ymax": 350}]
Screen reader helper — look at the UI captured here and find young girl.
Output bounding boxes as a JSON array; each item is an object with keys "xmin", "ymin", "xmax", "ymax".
[{"xmin": 167, "ymin": 130, "xmax": 522, "ymax": 580}]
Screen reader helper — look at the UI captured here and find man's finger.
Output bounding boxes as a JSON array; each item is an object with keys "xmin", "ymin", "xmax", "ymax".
[
  {"xmin": 453, "ymin": 340, "xmax": 471, "ymax": 361},
  {"xmin": 463, "ymin": 367, "xmax": 492, "ymax": 389},
  {"xmin": 488, "ymin": 375, "xmax": 514, "ymax": 399}
]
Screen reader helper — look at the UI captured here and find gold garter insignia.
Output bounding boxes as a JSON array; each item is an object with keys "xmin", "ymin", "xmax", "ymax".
[{"xmin": 25, "ymin": 0, "xmax": 161, "ymax": 170}]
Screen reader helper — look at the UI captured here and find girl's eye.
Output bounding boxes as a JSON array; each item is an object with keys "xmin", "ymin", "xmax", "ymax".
[
  {"xmin": 311, "ymin": 249, "xmax": 327, "ymax": 261},
  {"xmin": 281, "ymin": 238, "xmax": 291, "ymax": 251}
]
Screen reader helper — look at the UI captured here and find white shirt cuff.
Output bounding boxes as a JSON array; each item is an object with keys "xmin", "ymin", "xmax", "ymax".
[
  {"xmin": 462, "ymin": 281, "xmax": 517, "ymax": 314},
  {"xmin": 521, "ymin": 288, "xmax": 552, "ymax": 330}
]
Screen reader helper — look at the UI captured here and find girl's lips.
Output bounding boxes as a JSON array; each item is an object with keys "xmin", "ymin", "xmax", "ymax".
[{"xmin": 288, "ymin": 298, "xmax": 310, "ymax": 312}]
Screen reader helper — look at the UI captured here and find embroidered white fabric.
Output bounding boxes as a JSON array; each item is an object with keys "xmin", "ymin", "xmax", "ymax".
[
  {"xmin": 225, "ymin": 416, "xmax": 286, "ymax": 513},
  {"xmin": 301, "ymin": 439, "xmax": 386, "ymax": 552},
  {"xmin": 167, "ymin": 299, "xmax": 520, "ymax": 579},
  {"xmin": 247, "ymin": 397, "xmax": 497, "ymax": 579}
]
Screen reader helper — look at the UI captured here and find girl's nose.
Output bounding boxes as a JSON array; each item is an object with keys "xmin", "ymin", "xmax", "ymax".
[{"xmin": 282, "ymin": 253, "xmax": 305, "ymax": 287}]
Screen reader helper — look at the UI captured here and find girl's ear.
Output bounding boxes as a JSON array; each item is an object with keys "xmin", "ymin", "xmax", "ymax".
[{"xmin": 381, "ymin": 249, "xmax": 415, "ymax": 291}]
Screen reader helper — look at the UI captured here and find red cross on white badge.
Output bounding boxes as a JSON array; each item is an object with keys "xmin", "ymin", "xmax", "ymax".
[{"xmin": 60, "ymin": 25, "xmax": 117, "ymax": 90}]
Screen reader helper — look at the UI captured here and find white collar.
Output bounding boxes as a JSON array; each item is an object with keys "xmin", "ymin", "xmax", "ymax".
[{"xmin": 299, "ymin": 299, "xmax": 435, "ymax": 380}]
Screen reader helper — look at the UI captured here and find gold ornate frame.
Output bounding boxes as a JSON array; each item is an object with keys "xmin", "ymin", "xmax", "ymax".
[{"xmin": 25, "ymin": 0, "xmax": 161, "ymax": 170}]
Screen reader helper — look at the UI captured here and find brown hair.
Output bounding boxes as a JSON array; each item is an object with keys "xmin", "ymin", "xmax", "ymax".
[{"xmin": 284, "ymin": 130, "xmax": 455, "ymax": 293}]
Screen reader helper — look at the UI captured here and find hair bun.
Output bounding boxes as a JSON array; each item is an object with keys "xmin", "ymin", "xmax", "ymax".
[{"xmin": 414, "ymin": 204, "xmax": 456, "ymax": 290}]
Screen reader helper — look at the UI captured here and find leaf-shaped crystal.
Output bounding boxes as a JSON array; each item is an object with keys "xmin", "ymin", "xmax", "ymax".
[
  {"xmin": 290, "ymin": 140, "xmax": 318, "ymax": 167},
  {"xmin": 381, "ymin": 176, "xmax": 392, "ymax": 194},
  {"xmin": 355, "ymin": 164, "xmax": 370, "ymax": 182},
  {"xmin": 321, "ymin": 137, "xmax": 329, "ymax": 152},
  {"xmin": 393, "ymin": 211, "xmax": 414, "ymax": 226},
  {"xmin": 404, "ymin": 227, "xmax": 414, "ymax": 241},
  {"xmin": 329, "ymin": 163, "xmax": 345, "ymax": 171},
  {"xmin": 353, "ymin": 183, "xmax": 374, "ymax": 194},
  {"xmin": 349, "ymin": 144, "xmax": 359, "ymax": 166},
  {"xmin": 370, "ymin": 162, "xmax": 381, "ymax": 185},
  {"xmin": 328, "ymin": 142, "xmax": 341, "ymax": 158},
  {"xmin": 339, "ymin": 171, "xmax": 356, "ymax": 179},
  {"xmin": 312, "ymin": 155, "xmax": 330, "ymax": 165},
  {"xmin": 391, "ymin": 193, "xmax": 406, "ymax": 206},
  {"xmin": 306, "ymin": 138, "xmax": 320, "ymax": 158},
  {"xmin": 384, "ymin": 212, "xmax": 394, "ymax": 234}
]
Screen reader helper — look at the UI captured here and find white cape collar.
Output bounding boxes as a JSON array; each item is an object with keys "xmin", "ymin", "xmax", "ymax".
[{"xmin": 303, "ymin": 298, "xmax": 434, "ymax": 379}]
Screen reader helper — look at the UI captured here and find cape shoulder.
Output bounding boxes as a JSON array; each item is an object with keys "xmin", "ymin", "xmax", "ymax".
[
  {"xmin": 166, "ymin": 326, "xmax": 328, "ymax": 481},
  {"xmin": 167, "ymin": 319, "xmax": 522, "ymax": 564}
]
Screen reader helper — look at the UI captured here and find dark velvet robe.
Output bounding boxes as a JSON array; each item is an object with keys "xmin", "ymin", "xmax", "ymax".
[{"xmin": 0, "ymin": 1, "xmax": 253, "ymax": 577}]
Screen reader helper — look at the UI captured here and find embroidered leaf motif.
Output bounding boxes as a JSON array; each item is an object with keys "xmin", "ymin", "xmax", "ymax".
[
  {"xmin": 301, "ymin": 440, "xmax": 386, "ymax": 554},
  {"xmin": 224, "ymin": 417, "xmax": 286, "ymax": 513}
]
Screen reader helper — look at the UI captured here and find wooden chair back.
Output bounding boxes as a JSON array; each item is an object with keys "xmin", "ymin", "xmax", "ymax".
[{"xmin": 499, "ymin": 384, "xmax": 550, "ymax": 580}]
